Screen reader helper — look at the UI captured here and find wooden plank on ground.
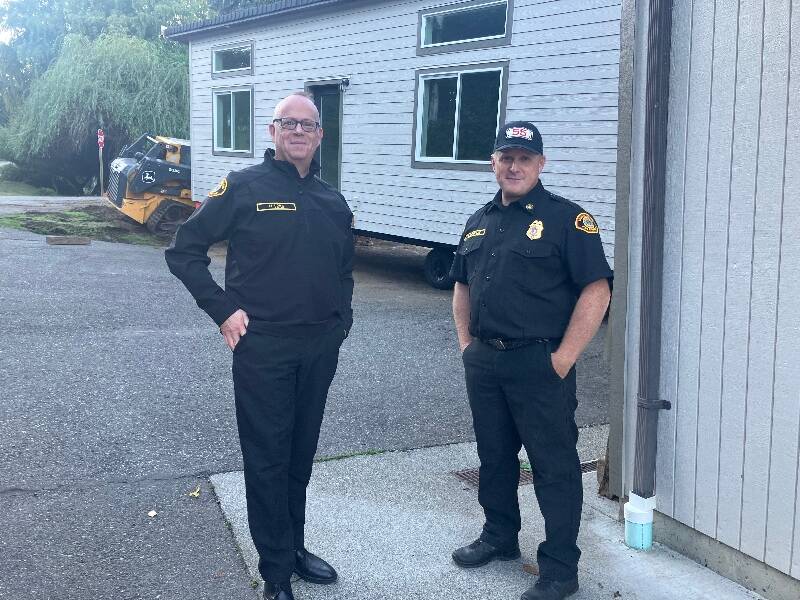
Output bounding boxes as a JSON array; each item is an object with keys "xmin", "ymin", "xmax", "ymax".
[{"xmin": 46, "ymin": 236, "xmax": 91, "ymax": 245}]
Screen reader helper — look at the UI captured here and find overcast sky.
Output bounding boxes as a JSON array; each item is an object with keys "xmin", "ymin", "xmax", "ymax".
[{"xmin": 0, "ymin": 0, "xmax": 11, "ymax": 44}]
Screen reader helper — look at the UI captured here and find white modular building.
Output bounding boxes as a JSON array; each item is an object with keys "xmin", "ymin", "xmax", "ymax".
[{"xmin": 166, "ymin": 0, "xmax": 622, "ymax": 285}]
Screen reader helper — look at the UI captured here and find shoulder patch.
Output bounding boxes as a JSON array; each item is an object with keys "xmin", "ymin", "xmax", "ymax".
[
  {"xmin": 464, "ymin": 228, "xmax": 486, "ymax": 241},
  {"xmin": 575, "ymin": 212, "xmax": 599, "ymax": 234},
  {"xmin": 208, "ymin": 177, "xmax": 228, "ymax": 198}
]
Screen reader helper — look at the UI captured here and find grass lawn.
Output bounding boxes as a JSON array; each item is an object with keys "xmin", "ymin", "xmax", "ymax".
[
  {"xmin": 0, "ymin": 206, "xmax": 167, "ymax": 246},
  {"xmin": 0, "ymin": 179, "xmax": 56, "ymax": 196}
]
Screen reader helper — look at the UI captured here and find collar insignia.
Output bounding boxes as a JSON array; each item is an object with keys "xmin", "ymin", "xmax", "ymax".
[{"xmin": 525, "ymin": 203, "xmax": 534, "ymax": 211}]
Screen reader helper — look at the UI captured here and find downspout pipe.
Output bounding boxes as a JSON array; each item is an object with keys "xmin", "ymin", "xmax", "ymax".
[{"xmin": 624, "ymin": 0, "xmax": 674, "ymax": 550}]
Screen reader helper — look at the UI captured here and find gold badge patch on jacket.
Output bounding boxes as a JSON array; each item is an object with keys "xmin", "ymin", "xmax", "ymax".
[
  {"xmin": 208, "ymin": 178, "xmax": 228, "ymax": 198},
  {"xmin": 464, "ymin": 228, "xmax": 486, "ymax": 241},
  {"xmin": 526, "ymin": 220, "xmax": 544, "ymax": 240},
  {"xmin": 575, "ymin": 212, "xmax": 599, "ymax": 233},
  {"xmin": 256, "ymin": 202, "xmax": 297, "ymax": 211}
]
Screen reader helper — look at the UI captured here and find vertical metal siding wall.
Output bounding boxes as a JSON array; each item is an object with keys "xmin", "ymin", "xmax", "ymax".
[
  {"xmin": 186, "ymin": 0, "xmax": 621, "ymax": 259},
  {"xmin": 655, "ymin": 0, "xmax": 799, "ymax": 576}
]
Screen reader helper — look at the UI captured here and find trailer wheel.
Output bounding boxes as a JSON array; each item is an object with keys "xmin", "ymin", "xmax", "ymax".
[{"xmin": 424, "ymin": 248, "xmax": 455, "ymax": 289}]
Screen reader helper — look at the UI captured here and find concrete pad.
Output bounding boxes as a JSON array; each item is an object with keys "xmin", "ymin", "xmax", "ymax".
[{"xmin": 212, "ymin": 442, "xmax": 763, "ymax": 599}]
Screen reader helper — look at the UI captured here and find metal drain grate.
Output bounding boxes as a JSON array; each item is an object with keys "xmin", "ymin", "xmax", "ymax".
[{"xmin": 453, "ymin": 460, "xmax": 597, "ymax": 488}]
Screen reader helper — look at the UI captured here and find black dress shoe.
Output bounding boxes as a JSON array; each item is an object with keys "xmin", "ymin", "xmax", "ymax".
[
  {"xmin": 263, "ymin": 581, "xmax": 294, "ymax": 600},
  {"xmin": 520, "ymin": 577, "xmax": 579, "ymax": 600},
  {"xmin": 294, "ymin": 548, "xmax": 338, "ymax": 584},
  {"xmin": 451, "ymin": 538, "xmax": 521, "ymax": 568}
]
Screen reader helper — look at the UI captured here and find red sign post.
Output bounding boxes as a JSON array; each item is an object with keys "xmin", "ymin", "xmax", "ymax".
[{"xmin": 97, "ymin": 129, "xmax": 105, "ymax": 196}]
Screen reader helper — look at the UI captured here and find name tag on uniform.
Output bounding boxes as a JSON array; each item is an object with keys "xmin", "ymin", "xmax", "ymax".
[{"xmin": 257, "ymin": 202, "xmax": 297, "ymax": 211}]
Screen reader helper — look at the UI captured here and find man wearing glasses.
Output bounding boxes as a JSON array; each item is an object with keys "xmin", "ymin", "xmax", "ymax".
[{"xmin": 166, "ymin": 92, "xmax": 353, "ymax": 600}]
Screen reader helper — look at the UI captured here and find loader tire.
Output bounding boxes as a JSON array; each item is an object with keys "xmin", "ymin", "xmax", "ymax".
[{"xmin": 146, "ymin": 200, "xmax": 192, "ymax": 236}]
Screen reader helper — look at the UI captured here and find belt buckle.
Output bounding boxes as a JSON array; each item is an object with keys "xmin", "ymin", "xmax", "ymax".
[{"xmin": 488, "ymin": 338, "xmax": 506, "ymax": 350}]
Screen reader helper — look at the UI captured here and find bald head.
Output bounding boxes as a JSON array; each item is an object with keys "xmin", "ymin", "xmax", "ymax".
[{"xmin": 273, "ymin": 92, "xmax": 319, "ymax": 121}]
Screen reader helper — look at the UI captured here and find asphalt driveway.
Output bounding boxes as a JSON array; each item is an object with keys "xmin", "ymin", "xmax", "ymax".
[{"xmin": 0, "ymin": 222, "xmax": 608, "ymax": 599}]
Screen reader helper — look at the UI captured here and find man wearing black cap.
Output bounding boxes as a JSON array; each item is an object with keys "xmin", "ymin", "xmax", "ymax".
[{"xmin": 449, "ymin": 122, "xmax": 612, "ymax": 600}]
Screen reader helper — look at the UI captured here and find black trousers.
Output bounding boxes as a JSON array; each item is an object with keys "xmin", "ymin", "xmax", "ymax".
[
  {"xmin": 231, "ymin": 324, "xmax": 345, "ymax": 583},
  {"xmin": 462, "ymin": 339, "xmax": 582, "ymax": 582}
]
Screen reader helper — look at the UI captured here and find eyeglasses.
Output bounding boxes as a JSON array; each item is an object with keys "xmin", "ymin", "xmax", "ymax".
[{"xmin": 272, "ymin": 118, "xmax": 320, "ymax": 132}]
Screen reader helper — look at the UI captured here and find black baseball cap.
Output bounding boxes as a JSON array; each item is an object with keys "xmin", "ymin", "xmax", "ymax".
[{"xmin": 494, "ymin": 121, "xmax": 543, "ymax": 154}]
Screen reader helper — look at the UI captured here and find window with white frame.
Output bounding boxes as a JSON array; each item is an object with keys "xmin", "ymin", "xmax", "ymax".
[
  {"xmin": 213, "ymin": 88, "xmax": 252, "ymax": 154},
  {"xmin": 415, "ymin": 65, "xmax": 505, "ymax": 164},
  {"xmin": 420, "ymin": 0, "xmax": 509, "ymax": 50},
  {"xmin": 212, "ymin": 44, "xmax": 252, "ymax": 75}
]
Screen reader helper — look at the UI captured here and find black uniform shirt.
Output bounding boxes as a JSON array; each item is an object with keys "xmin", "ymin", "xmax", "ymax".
[
  {"xmin": 450, "ymin": 180, "xmax": 612, "ymax": 340},
  {"xmin": 165, "ymin": 149, "xmax": 354, "ymax": 336}
]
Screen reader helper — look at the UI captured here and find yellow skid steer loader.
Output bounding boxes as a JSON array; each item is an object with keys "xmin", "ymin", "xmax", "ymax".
[{"xmin": 105, "ymin": 134, "xmax": 194, "ymax": 235}]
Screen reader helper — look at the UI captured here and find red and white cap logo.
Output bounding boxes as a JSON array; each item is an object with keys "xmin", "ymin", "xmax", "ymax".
[{"xmin": 506, "ymin": 127, "xmax": 534, "ymax": 141}]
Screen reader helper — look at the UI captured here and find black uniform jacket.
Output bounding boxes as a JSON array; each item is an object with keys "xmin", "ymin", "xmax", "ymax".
[
  {"xmin": 450, "ymin": 180, "xmax": 612, "ymax": 341},
  {"xmin": 165, "ymin": 149, "xmax": 354, "ymax": 337}
]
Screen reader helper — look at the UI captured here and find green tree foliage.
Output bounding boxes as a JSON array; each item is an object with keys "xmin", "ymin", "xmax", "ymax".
[
  {"xmin": 0, "ymin": 1, "xmax": 211, "ymax": 193},
  {"xmin": 0, "ymin": 43, "xmax": 26, "ymax": 124},
  {"xmin": 1, "ymin": 0, "xmax": 209, "ymax": 78},
  {"xmin": 208, "ymin": 0, "xmax": 268, "ymax": 15},
  {"xmin": 0, "ymin": 34, "xmax": 190, "ymax": 194}
]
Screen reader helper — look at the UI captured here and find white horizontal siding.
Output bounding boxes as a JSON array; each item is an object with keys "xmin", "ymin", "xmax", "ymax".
[
  {"xmin": 342, "ymin": 143, "xmax": 618, "ymax": 162},
  {"xmin": 344, "ymin": 157, "xmax": 617, "ymax": 176},
  {"xmin": 187, "ymin": 0, "xmax": 621, "ymax": 261}
]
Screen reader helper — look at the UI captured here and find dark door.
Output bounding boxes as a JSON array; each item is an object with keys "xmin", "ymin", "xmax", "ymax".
[{"xmin": 310, "ymin": 84, "xmax": 341, "ymax": 190}]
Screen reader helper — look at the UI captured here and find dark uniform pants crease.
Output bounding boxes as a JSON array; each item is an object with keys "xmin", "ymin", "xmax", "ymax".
[
  {"xmin": 462, "ymin": 339, "xmax": 582, "ymax": 581},
  {"xmin": 231, "ymin": 325, "xmax": 344, "ymax": 583}
]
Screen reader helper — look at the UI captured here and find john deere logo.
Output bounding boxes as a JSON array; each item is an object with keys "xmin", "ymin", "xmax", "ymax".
[{"xmin": 141, "ymin": 171, "xmax": 155, "ymax": 184}]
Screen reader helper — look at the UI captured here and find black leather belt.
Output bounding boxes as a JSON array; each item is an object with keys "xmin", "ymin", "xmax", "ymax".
[{"xmin": 482, "ymin": 337, "xmax": 556, "ymax": 351}]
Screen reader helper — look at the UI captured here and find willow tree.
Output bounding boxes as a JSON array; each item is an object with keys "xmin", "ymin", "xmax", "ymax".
[
  {"xmin": 209, "ymin": 0, "xmax": 265, "ymax": 14},
  {"xmin": 0, "ymin": 0, "xmax": 210, "ymax": 100},
  {"xmin": 0, "ymin": 34, "xmax": 190, "ymax": 194}
]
